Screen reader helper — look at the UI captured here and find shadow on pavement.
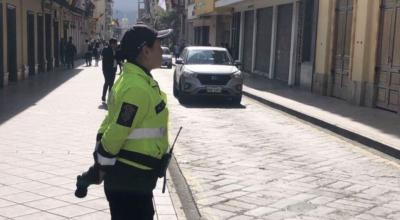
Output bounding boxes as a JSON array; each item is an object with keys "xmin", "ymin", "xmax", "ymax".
[
  {"xmin": 243, "ymin": 73, "xmax": 400, "ymax": 139},
  {"xmin": 177, "ymin": 97, "xmax": 246, "ymax": 109},
  {"xmin": 0, "ymin": 65, "xmax": 84, "ymax": 125}
]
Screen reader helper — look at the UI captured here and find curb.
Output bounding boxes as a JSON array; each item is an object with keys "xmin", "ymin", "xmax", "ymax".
[
  {"xmin": 243, "ymin": 91, "xmax": 400, "ymax": 160},
  {"xmin": 168, "ymin": 155, "xmax": 202, "ymax": 220}
]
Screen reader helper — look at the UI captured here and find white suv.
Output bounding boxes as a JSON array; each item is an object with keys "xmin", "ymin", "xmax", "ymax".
[{"xmin": 173, "ymin": 46, "xmax": 243, "ymax": 104}]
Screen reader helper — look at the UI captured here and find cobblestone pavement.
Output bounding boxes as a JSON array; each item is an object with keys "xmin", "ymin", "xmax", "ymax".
[
  {"xmin": 0, "ymin": 63, "xmax": 177, "ymax": 220},
  {"xmin": 154, "ymin": 68, "xmax": 400, "ymax": 220}
]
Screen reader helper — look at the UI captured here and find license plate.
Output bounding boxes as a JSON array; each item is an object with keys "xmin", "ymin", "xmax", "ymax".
[{"xmin": 206, "ymin": 87, "xmax": 222, "ymax": 93}]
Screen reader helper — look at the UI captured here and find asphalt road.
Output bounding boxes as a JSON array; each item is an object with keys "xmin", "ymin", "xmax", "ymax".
[{"xmin": 153, "ymin": 67, "xmax": 400, "ymax": 220}]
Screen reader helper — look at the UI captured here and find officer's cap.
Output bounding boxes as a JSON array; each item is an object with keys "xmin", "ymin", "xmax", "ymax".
[{"xmin": 121, "ymin": 24, "xmax": 173, "ymax": 60}]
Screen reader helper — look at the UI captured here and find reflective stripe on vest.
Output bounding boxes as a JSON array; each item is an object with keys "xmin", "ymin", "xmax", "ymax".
[
  {"xmin": 127, "ymin": 128, "xmax": 166, "ymax": 139},
  {"xmin": 97, "ymin": 152, "xmax": 117, "ymax": 166}
]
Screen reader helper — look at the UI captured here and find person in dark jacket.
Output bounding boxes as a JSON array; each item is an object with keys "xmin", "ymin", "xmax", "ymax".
[
  {"xmin": 115, "ymin": 44, "xmax": 124, "ymax": 74},
  {"xmin": 101, "ymin": 38, "xmax": 118, "ymax": 102},
  {"xmin": 85, "ymin": 40, "xmax": 93, "ymax": 66},
  {"xmin": 65, "ymin": 37, "xmax": 77, "ymax": 69},
  {"xmin": 93, "ymin": 41, "xmax": 100, "ymax": 67},
  {"xmin": 60, "ymin": 38, "xmax": 66, "ymax": 67}
]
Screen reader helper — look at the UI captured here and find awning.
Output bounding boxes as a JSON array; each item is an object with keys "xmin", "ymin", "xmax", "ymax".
[{"xmin": 215, "ymin": 0, "xmax": 246, "ymax": 8}]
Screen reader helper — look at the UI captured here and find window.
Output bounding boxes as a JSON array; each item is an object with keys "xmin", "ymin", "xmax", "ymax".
[
  {"xmin": 186, "ymin": 50, "xmax": 232, "ymax": 65},
  {"xmin": 162, "ymin": 47, "xmax": 170, "ymax": 54}
]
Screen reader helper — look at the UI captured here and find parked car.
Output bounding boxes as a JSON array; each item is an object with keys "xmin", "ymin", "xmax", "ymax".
[
  {"xmin": 173, "ymin": 46, "xmax": 243, "ymax": 104},
  {"xmin": 161, "ymin": 47, "xmax": 173, "ymax": 69}
]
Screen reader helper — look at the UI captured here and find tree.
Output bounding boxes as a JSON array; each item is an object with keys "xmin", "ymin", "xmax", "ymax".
[{"xmin": 153, "ymin": 9, "xmax": 181, "ymax": 46}]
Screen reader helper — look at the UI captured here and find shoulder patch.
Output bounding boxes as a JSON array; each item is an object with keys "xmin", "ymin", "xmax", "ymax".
[
  {"xmin": 117, "ymin": 102, "xmax": 138, "ymax": 127},
  {"xmin": 155, "ymin": 100, "xmax": 166, "ymax": 114}
]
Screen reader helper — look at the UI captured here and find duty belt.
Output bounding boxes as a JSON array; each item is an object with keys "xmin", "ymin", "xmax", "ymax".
[{"xmin": 118, "ymin": 150, "xmax": 161, "ymax": 171}]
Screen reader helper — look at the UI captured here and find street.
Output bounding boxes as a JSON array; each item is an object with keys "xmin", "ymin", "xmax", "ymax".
[
  {"xmin": 0, "ymin": 63, "xmax": 399, "ymax": 220},
  {"xmin": 154, "ymin": 67, "xmax": 400, "ymax": 220}
]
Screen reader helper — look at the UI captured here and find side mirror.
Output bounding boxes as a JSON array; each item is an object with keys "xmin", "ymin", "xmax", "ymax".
[
  {"xmin": 176, "ymin": 58, "xmax": 184, "ymax": 65},
  {"xmin": 234, "ymin": 60, "xmax": 242, "ymax": 69}
]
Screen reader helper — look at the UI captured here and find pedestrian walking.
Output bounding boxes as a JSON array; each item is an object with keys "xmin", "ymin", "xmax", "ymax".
[
  {"xmin": 85, "ymin": 40, "xmax": 93, "ymax": 66},
  {"xmin": 93, "ymin": 42, "xmax": 100, "ymax": 67},
  {"xmin": 65, "ymin": 37, "xmax": 77, "ymax": 69},
  {"xmin": 101, "ymin": 38, "xmax": 118, "ymax": 102},
  {"xmin": 60, "ymin": 38, "xmax": 66, "ymax": 67},
  {"xmin": 75, "ymin": 24, "xmax": 173, "ymax": 220},
  {"xmin": 174, "ymin": 44, "xmax": 180, "ymax": 58},
  {"xmin": 115, "ymin": 44, "xmax": 124, "ymax": 74}
]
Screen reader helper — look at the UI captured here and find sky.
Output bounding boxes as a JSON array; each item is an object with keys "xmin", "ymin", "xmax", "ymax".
[
  {"xmin": 113, "ymin": 0, "xmax": 138, "ymax": 26},
  {"xmin": 113, "ymin": 0, "xmax": 137, "ymax": 11}
]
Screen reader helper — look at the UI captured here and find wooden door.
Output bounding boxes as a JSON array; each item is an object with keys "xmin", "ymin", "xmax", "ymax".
[
  {"xmin": 332, "ymin": 0, "xmax": 353, "ymax": 99},
  {"xmin": 243, "ymin": 10, "xmax": 254, "ymax": 73},
  {"xmin": 7, "ymin": 4, "xmax": 17, "ymax": 82},
  {"xmin": 27, "ymin": 12, "xmax": 35, "ymax": 75},
  {"xmin": 376, "ymin": 0, "xmax": 400, "ymax": 112},
  {"xmin": 231, "ymin": 12, "xmax": 241, "ymax": 60},
  {"xmin": 275, "ymin": 4, "xmax": 293, "ymax": 82},
  {"xmin": 45, "ymin": 14, "xmax": 52, "ymax": 71},
  {"xmin": 201, "ymin": 26, "xmax": 209, "ymax": 46},
  {"xmin": 255, "ymin": 7, "xmax": 273, "ymax": 74}
]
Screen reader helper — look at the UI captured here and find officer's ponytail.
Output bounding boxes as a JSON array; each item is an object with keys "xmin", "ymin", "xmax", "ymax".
[{"xmin": 120, "ymin": 30, "xmax": 140, "ymax": 63}]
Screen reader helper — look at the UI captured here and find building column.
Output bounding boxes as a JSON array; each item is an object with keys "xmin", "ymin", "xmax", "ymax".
[
  {"xmin": 34, "ymin": 11, "xmax": 38, "ymax": 74},
  {"xmin": 313, "ymin": 0, "xmax": 335, "ymax": 95},
  {"xmin": 251, "ymin": 9, "xmax": 257, "ymax": 73},
  {"xmin": 288, "ymin": 1, "xmax": 300, "ymax": 86},
  {"xmin": 238, "ymin": 10, "xmax": 244, "ymax": 64},
  {"xmin": 16, "ymin": 0, "xmax": 23, "ymax": 80},
  {"xmin": 350, "ymin": 0, "xmax": 380, "ymax": 106},
  {"xmin": 21, "ymin": 0, "xmax": 29, "ymax": 79},
  {"xmin": 50, "ymin": 11, "xmax": 55, "ymax": 70},
  {"xmin": 269, "ymin": 5, "xmax": 277, "ymax": 80}
]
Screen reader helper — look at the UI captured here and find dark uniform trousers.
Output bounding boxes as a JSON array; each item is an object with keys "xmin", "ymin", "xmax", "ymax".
[
  {"xmin": 102, "ymin": 68, "xmax": 117, "ymax": 100},
  {"xmin": 103, "ymin": 161, "xmax": 158, "ymax": 220},
  {"xmin": 105, "ymin": 189, "xmax": 154, "ymax": 220}
]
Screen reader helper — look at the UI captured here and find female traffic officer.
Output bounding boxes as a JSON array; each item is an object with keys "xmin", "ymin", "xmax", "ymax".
[{"xmin": 94, "ymin": 24, "xmax": 173, "ymax": 219}]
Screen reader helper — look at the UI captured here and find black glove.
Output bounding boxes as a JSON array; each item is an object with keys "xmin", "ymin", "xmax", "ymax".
[
  {"xmin": 75, "ymin": 164, "xmax": 105, "ymax": 198},
  {"xmin": 75, "ymin": 134, "xmax": 106, "ymax": 198}
]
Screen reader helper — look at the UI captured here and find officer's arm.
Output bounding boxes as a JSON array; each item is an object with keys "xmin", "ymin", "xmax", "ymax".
[
  {"xmin": 95, "ymin": 87, "xmax": 150, "ymax": 167},
  {"xmin": 96, "ymin": 111, "xmax": 111, "ymax": 142}
]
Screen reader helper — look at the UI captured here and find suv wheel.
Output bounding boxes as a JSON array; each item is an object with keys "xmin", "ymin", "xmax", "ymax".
[
  {"xmin": 178, "ymin": 79, "xmax": 190, "ymax": 104},
  {"xmin": 232, "ymin": 95, "xmax": 242, "ymax": 105},
  {"xmin": 179, "ymin": 93, "xmax": 190, "ymax": 104}
]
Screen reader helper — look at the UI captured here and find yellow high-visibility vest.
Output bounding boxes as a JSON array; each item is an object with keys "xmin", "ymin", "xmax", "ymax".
[{"xmin": 97, "ymin": 62, "xmax": 169, "ymax": 171}]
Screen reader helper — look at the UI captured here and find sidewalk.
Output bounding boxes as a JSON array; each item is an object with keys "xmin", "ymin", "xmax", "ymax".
[
  {"xmin": 0, "ymin": 62, "xmax": 179, "ymax": 219},
  {"xmin": 242, "ymin": 73, "xmax": 400, "ymax": 159}
]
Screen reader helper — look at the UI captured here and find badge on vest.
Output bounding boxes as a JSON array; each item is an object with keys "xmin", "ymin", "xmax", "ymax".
[
  {"xmin": 117, "ymin": 102, "xmax": 138, "ymax": 127},
  {"xmin": 155, "ymin": 100, "xmax": 166, "ymax": 114}
]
